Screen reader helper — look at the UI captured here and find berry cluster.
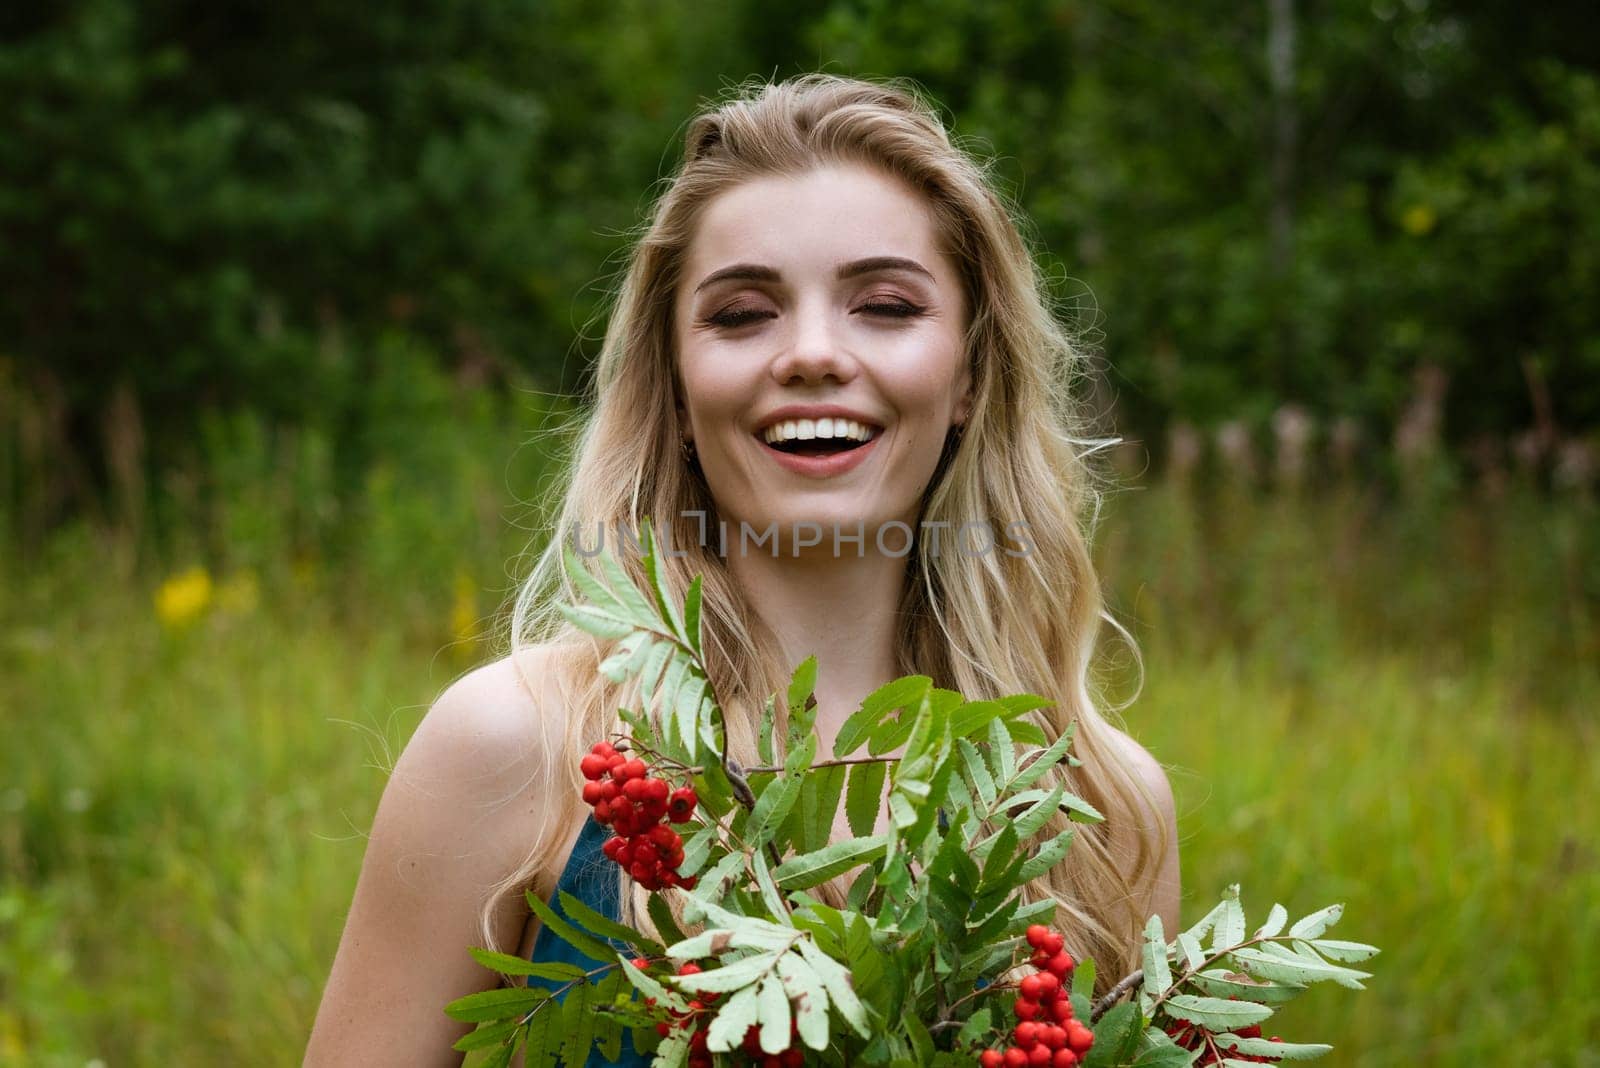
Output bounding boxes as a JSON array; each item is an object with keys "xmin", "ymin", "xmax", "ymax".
[
  {"xmin": 580, "ymin": 741, "xmax": 698, "ymax": 891},
  {"xmin": 976, "ymin": 926, "xmax": 1095, "ymax": 1068},
  {"xmin": 1165, "ymin": 1019, "xmax": 1284, "ymax": 1064},
  {"xmin": 646, "ymin": 960, "xmax": 804, "ymax": 1068}
]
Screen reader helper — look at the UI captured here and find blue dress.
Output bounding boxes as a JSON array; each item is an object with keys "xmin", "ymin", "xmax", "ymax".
[{"xmin": 527, "ymin": 816, "xmax": 649, "ymax": 1066}]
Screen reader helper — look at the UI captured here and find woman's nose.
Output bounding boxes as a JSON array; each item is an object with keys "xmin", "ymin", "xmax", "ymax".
[{"xmin": 769, "ymin": 300, "xmax": 858, "ymax": 386}]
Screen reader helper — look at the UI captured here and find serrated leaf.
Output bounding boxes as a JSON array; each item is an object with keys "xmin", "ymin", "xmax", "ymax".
[
  {"xmin": 957, "ymin": 1005, "xmax": 993, "ymax": 1046},
  {"xmin": 557, "ymin": 891, "xmax": 663, "ymax": 957},
  {"xmin": 758, "ymin": 694, "xmax": 777, "ymax": 766},
  {"xmin": 481, "ymin": 1037, "xmax": 518, "ymax": 1068},
  {"xmin": 1210, "ymin": 886, "xmax": 1246, "ymax": 953},
  {"xmin": 444, "ymin": 986, "xmax": 549, "ymax": 1023},
  {"xmin": 776, "ymin": 949, "xmax": 831, "ymax": 1049},
  {"xmin": 683, "ymin": 575, "xmax": 704, "ymax": 657},
  {"xmin": 637, "ymin": 639, "xmax": 673, "ymax": 699},
  {"xmin": 562, "ymin": 545, "xmax": 638, "ymax": 624},
  {"xmin": 986, "ymin": 718, "xmax": 1016, "ymax": 784},
  {"xmin": 1016, "ymin": 827, "xmax": 1075, "ymax": 882},
  {"xmin": 647, "ymin": 892, "xmax": 689, "ymax": 948},
  {"xmin": 1288, "ymin": 903, "xmax": 1344, "ymax": 939},
  {"xmin": 1005, "ymin": 783, "xmax": 1065, "ymax": 839},
  {"xmin": 1188, "ymin": 968, "xmax": 1303, "ymax": 1004},
  {"xmin": 748, "ymin": 770, "xmax": 806, "ymax": 846},
  {"xmin": 796, "ymin": 763, "xmax": 847, "ymax": 853},
  {"xmin": 1213, "ymin": 1035, "xmax": 1332, "ymax": 1060},
  {"xmin": 1084, "ymin": 1001, "xmax": 1141, "ymax": 1067},
  {"xmin": 1230, "ymin": 947, "xmax": 1371, "ymax": 989},
  {"xmin": 1141, "ymin": 914, "xmax": 1173, "ymax": 996},
  {"xmin": 1182, "ymin": 898, "xmax": 1226, "ymax": 947},
  {"xmin": 834, "ymin": 676, "xmax": 932, "ymax": 758},
  {"xmin": 1008, "ymin": 723, "xmax": 1077, "ymax": 792},
  {"xmin": 1162, "ymin": 993, "xmax": 1273, "ymax": 1030},
  {"xmin": 1255, "ymin": 903, "xmax": 1288, "ymax": 939},
  {"xmin": 452, "ymin": 1016, "xmax": 523, "ymax": 1053},
  {"xmin": 773, "ymin": 834, "xmax": 889, "ymax": 889},
  {"xmin": 559, "ymin": 981, "xmax": 597, "ymax": 1066},
  {"xmin": 1176, "ymin": 932, "xmax": 1205, "ymax": 973},
  {"xmin": 1131, "ymin": 1037, "xmax": 1203, "ymax": 1067},
  {"xmin": 757, "ymin": 972, "xmax": 794, "ymax": 1053},
  {"xmin": 616, "ymin": 953, "xmax": 689, "ymax": 1014},
  {"xmin": 706, "ymin": 982, "xmax": 763, "ymax": 1053},
  {"xmin": 677, "ymin": 824, "xmax": 717, "ymax": 878},
  {"xmin": 1310, "ymin": 939, "xmax": 1381, "ymax": 963},
  {"xmin": 693, "ymin": 850, "xmax": 748, "ymax": 901},
  {"xmin": 797, "ymin": 937, "xmax": 870, "ymax": 1037},
  {"xmin": 957, "ymin": 738, "xmax": 997, "ymax": 808},
  {"xmin": 555, "ymin": 602, "xmax": 635, "ymax": 640},
  {"xmin": 522, "ymin": 890, "xmax": 616, "ymax": 965},
  {"xmin": 468, "ymin": 948, "xmax": 582, "ymax": 979}
]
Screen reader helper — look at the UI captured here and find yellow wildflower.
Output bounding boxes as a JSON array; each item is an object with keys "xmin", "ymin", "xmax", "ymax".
[
  {"xmin": 155, "ymin": 567, "xmax": 213, "ymax": 629},
  {"xmin": 1401, "ymin": 204, "xmax": 1437, "ymax": 236}
]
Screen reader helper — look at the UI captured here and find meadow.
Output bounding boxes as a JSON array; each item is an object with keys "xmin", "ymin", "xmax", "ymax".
[{"xmin": 1, "ymin": 390, "xmax": 1596, "ymax": 1066}]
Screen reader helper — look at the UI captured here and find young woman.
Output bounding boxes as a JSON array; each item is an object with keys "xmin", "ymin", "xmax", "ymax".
[{"xmin": 306, "ymin": 74, "xmax": 1179, "ymax": 1066}]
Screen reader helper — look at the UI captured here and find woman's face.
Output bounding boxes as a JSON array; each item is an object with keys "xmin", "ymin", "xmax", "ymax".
[{"xmin": 673, "ymin": 163, "xmax": 972, "ymax": 548}]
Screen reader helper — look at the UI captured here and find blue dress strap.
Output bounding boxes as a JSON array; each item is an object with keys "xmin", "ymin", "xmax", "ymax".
[{"xmin": 527, "ymin": 816, "xmax": 648, "ymax": 1066}]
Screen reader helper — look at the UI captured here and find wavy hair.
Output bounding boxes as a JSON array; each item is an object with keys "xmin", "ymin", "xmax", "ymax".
[{"xmin": 487, "ymin": 73, "xmax": 1167, "ymax": 991}]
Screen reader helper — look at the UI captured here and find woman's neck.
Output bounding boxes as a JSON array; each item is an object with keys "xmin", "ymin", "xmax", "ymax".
[{"xmin": 726, "ymin": 546, "xmax": 908, "ymax": 737}]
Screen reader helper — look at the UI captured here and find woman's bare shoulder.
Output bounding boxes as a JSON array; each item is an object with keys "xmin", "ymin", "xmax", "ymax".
[
  {"xmin": 304, "ymin": 642, "xmax": 588, "ymax": 1064},
  {"xmin": 415, "ymin": 641, "xmax": 595, "ymax": 774}
]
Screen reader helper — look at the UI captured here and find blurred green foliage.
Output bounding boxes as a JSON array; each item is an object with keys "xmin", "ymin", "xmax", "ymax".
[{"xmin": 3, "ymin": 0, "xmax": 1598, "ymax": 541}]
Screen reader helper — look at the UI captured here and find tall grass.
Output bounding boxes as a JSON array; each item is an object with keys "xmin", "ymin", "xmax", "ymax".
[{"xmin": 1, "ymin": 383, "xmax": 1595, "ymax": 1065}]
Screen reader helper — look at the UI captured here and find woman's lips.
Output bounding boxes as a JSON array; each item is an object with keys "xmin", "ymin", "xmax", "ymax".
[{"xmin": 756, "ymin": 433, "xmax": 880, "ymax": 478}]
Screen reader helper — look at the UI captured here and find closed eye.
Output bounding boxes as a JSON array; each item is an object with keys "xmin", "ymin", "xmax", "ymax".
[
  {"xmin": 705, "ymin": 307, "xmax": 776, "ymax": 329},
  {"xmin": 856, "ymin": 300, "xmax": 924, "ymax": 318}
]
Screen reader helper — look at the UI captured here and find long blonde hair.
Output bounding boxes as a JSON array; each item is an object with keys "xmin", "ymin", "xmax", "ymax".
[{"xmin": 489, "ymin": 73, "xmax": 1165, "ymax": 991}]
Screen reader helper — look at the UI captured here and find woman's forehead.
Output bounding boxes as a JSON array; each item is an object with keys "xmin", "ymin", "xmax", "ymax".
[{"xmin": 682, "ymin": 164, "xmax": 948, "ymax": 286}]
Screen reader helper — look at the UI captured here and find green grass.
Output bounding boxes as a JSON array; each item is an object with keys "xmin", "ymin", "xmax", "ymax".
[{"xmin": 2, "ymin": 474, "xmax": 1596, "ymax": 1065}]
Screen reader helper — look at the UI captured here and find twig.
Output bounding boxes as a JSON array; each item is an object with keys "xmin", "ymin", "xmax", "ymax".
[{"xmin": 1091, "ymin": 968, "xmax": 1144, "ymax": 1022}]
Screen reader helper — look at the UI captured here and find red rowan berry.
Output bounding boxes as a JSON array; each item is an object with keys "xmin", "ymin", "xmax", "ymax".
[
  {"xmin": 667, "ymin": 786, "xmax": 698, "ymax": 822},
  {"xmin": 580, "ymin": 754, "xmax": 609, "ymax": 780},
  {"xmin": 1026, "ymin": 924, "xmax": 1051, "ymax": 949},
  {"xmin": 1014, "ymin": 997, "xmax": 1039, "ymax": 1021},
  {"xmin": 1020, "ymin": 975, "xmax": 1043, "ymax": 1000}
]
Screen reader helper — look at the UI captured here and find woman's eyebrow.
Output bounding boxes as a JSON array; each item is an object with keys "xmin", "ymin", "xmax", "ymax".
[
  {"xmin": 692, "ymin": 256, "xmax": 934, "ymax": 294},
  {"xmin": 836, "ymin": 256, "xmax": 934, "ymax": 281}
]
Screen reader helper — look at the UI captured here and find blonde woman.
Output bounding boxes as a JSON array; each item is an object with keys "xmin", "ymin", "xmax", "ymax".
[{"xmin": 306, "ymin": 74, "xmax": 1179, "ymax": 1067}]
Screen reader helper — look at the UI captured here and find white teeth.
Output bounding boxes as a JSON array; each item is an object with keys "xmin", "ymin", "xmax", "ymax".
[{"xmin": 761, "ymin": 418, "xmax": 878, "ymax": 445}]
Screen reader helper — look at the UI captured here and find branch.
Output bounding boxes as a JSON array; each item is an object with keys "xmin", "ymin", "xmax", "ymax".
[{"xmin": 1091, "ymin": 968, "xmax": 1144, "ymax": 1022}]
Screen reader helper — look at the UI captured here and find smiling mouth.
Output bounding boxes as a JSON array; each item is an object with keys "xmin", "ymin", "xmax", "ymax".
[{"xmin": 757, "ymin": 418, "xmax": 881, "ymax": 458}]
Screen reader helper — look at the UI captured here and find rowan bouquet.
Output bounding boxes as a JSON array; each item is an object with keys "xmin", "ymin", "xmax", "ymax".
[{"xmin": 446, "ymin": 531, "xmax": 1378, "ymax": 1066}]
